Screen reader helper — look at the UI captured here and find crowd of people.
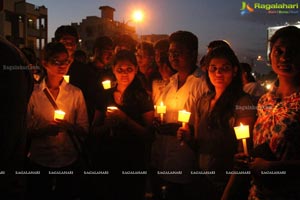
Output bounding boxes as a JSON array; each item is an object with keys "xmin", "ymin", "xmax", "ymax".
[{"xmin": 1, "ymin": 25, "xmax": 300, "ymax": 200}]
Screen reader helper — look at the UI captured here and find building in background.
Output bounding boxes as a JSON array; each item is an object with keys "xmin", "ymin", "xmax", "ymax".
[
  {"xmin": 141, "ymin": 34, "xmax": 169, "ymax": 44},
  {"xmin": 71, "ymin": 6, "xmax": 137, "ymax": 55},
  {"xmin": 0, "ymin": 0, "xmax": 47, "ymax": 56}
]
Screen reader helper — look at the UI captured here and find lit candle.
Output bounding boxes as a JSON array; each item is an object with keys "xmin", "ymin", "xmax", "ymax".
[
  {"xmin": 156, "ymin": 102, "xmax": 166, "ymax": 122},
  {"xmin": 178, "ymin": 110, "xmax": 191, "ymax": 128},
  {"xmin": 107, "ymin": 106, "xmax": 119, "ymax": 112},
  {"xmin": 102, "ymin": 80, "xmax": 111, "ymax": 89},
  {"xmin": 178, "ymin": 110, "xmax": 191, "ymax": 146},
  {"xmin": 234, "ymin": 123, "xmax": 250, "ymax": 155},
  {"xmin": 63, "ymin": 75, "xmax": 69, "ymax": 83},
  {"xmin": 54, "ymin": 110, "xmax": 65, "ymax": 120}
]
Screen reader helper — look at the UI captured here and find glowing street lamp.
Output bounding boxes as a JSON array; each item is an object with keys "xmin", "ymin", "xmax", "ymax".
[{"xmin": 132, "ymin": 10, "xmax": 144, "ymax": 22}]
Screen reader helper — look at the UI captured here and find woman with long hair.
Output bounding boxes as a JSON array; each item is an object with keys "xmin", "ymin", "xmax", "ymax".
[
  {"xmin": 92, "ymin": 49, "xmax": 154, "ymax": 200},
  {"xmin": 178, "ymin": 46, "xmax": 256, "ymax": 199}
]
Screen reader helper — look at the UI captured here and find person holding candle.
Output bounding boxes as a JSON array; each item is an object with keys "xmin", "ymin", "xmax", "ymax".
[
  {"xmin": 226, "ymin": 26, "xmax": 300, "ymax": 200},
  {"xmin": 177, "ymin": 46, "xmax": 256, "ymax": 200},
  {"xmin": 150, "ymin": 31, "xmax": 209, "ymax": 200},
  {"xmin": 91, "ymin": 49, "xmax": 154, "ymax": 200},
  {"xmin": 26, "ymin": 42, "xmax": 89, "ymax": 200}
]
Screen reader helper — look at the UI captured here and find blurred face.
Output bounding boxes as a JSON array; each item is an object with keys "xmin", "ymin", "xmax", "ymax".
[
  {"xmin": 135, "ymin": 49, "xmax": 153, "ymax": 71},
  {"xmin": 270, "ymin": 37, "xmax": 300, "ymax": 78},
  {"xmin": 96, "ymin": 47, "xmax": 114, "ymax": 66},
  {"xmin": 168, "ymin": 42, "xmax": 192, "ymax": 72},
  {"xmin": 43, "ymin": 52, "xmax": 71, "ymax": 77},
  {"xmin": 155, "ymin": 49, "xmax": 174, "ymax": 80},
  {"xmin": 59, "ymin": 34, "xmax": 77, "ymax": 57},
  {"xmin": 208, "ymin": 57, "xmax": 237, "ymax": 91},
  {"xmin": 113, "ymin": 60, "xmax": 138, "ymax": 87}
]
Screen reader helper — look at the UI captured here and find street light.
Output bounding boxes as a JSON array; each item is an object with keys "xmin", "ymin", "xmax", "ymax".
[
  {"xmin": 132, "ymin": 10, "xmax": 144, "ymax": 22},
  {"xmin": 131, "ymin": 9, "xmax": 144, "ymax": 41}
]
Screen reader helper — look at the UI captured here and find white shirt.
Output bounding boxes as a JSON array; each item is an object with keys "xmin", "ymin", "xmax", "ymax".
[
  {"xmin": 159, "ymin": 72, "xmax": 208, "ymax": 124},
  {"xmin": 27, "ymin": 79, "xmax": 89, "ymax": 168},
  {"xmin": 152, "ymin": 72, "xmax": 209, "ymax": 183}
]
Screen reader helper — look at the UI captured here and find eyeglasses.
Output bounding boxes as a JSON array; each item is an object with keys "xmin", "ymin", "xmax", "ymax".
[
  {"xmin": 208, "ymin": 65, "xmax": 232, "ymax": 73},
  {"xmin": 49, "ymin": 59, "xmax": 71, "ymax": 66},
  {"xmin": 115, "ymin": 67, "xmax": 135, "ymax": 74}
]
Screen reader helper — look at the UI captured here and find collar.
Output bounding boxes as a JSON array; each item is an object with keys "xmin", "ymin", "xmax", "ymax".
[{"xmin": 39, "ymin": 77, "xmax": 67, "ymax": 91}]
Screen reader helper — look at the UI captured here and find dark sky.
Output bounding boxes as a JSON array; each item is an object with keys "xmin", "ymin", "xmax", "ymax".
[{"xmin": 28, "ymin": 0, "xmax": 300, "ymax": 74}]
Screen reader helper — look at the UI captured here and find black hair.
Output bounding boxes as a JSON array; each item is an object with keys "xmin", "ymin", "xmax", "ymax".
[
  {"xmin": 114, "ymin": 34, "xmax": 137, "ymax": 53},
  {"xmin": 113, "ymin": 50, "xmax": 147, "ymax": 106},
  {"xmin": 136, "ymin": 41, "xmax": 155, "ymax": 57},
  {"xmin": 269, "ymin": 26, "xmax": 300, "ymax": 52},
  {"xmin": 154, "ymin": 39, "xmax": 169, "ymax": 51},
  {"xmin": 204, "ymin": 46, "xmax": 244, "ymax": 129},
  {"xmin": 113, "ymin": 49, "xmax": 137, "ymax": 66},
  {"xmin": 169, "ymin": 30, "xmax": 198, "ymax": 64},
  {"xmin": 207, "ymin": 40, "xmax": 231, "ymax": 49},
  {"xmin": 240, "ymin": 62, "xmax": 255, "ymax": 82},
  {"xmin": 43, "ymin": 42, "xmax": 68, "ymax": 62},
  {"xmin": 54, "ymin": 25, "xmax": 79, "ymax": 42},
  {"xmin": 93, "ymin": 36, "xmax": 113, "ymax": 54}
]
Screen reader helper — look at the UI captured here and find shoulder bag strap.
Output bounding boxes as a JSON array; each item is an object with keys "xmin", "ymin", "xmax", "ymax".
[{"xmin": 43, "ymin": 88, "xmax": 59, "ymax": 110}]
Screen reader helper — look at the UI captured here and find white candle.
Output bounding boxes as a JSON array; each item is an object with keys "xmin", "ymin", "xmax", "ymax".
[
  {"xmin": 178, "ymin": 110, "xmax": 191, "ymax": 127},
  {"xmin": 54, "ymin": 110, "xmax": 65, "ymax": 120},
  {"xmin": 234, "ymin": 123, "xmax": 250, "ymax": 155},
  {"xmin": 63, "ymin": 75, "xmax": 69, "ymax": 83},
  {"xmin": 102, "ymin": 80, "xmax": 111, "ymax": 89},
  {"xmin": 156, "ymin": 102, "xmax": 166, "ymax": 122}
]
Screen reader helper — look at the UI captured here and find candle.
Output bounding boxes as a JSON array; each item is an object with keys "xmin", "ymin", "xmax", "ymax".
[
  {"xmin": 234, "ymin": 123, "xmax": 250, "ymax": 155},
  {"xmin": 156, "ymin": 102, "xmax": 166, "ymax": 122},
  {"xmin": 178, "ymin": 110, "xmax": 191, "ymax": 127},
  {"xmin": 178, "ymin": 110, "xmax": 191, "ymax": 146},
  {"xmin": 54, "ymin": 110, "xmax": 65, "ymax": 120},
  {"xmin": 102, "ymin": 80, "xmax": 111, "ymax": 89},
  {"xmin": 107, "ymin": 106, "xmax": 118, "ymax": 112},
  {"xmin": 63, "ymin": 75, "xmax": 69, "ymax": 83}
]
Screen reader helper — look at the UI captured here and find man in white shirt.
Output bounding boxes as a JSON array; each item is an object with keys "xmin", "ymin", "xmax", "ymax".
[{"xmin": 151, "ymin": 31, "xmax": 209, "ymax": 200}]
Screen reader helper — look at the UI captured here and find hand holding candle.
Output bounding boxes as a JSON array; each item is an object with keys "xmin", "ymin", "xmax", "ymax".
[
  {"xmin": 156, "ymin": 102, "xmax": 166, "ymax": 123},
  {"xmin": 234, "ymin": 123, "xmax": 250, "ymax": 155},
  {"xmin": 102, "ymin": 80, "xmax": 111, "ymax": 89},
  {"xmin": 54, "ymin": 110, "xmax": 65, "ymax": 120},
  {"xmin": 178, "ymin": 110, "xmax": 191, "ymax": 146}
]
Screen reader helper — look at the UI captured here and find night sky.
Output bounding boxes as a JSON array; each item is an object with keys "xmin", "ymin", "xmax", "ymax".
[{"xmin": 27, "ymin": 0, "xmax": 300, "ymax": 74}]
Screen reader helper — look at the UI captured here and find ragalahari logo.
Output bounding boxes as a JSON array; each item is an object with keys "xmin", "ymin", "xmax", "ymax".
[{"xmin": 240, "ymin": 1, "xmax": 255, "ymax": 15}]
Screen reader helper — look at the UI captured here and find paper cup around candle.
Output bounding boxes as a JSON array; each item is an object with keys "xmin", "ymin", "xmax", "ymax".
[
  {"xmin": 156, "ymin": 102, "xmax": 166, "ymax": 122},
  {"xmin": 63, "ymin": 75, "xmax": 69, "ymax": 83},
  {"xmin": 156, "ymin": 102, "xmax": 166, "ymax": 114},
  {"xmin": 178, "ymin": 110, "xmax": 191, "ymax": 123},
  {"xmin": 102, "ymin": 80, "xmax": 111, "ymax": 89},
  {"xmin": 54, "ymin": 110, "xmax": 65, "ymax": 120},
  {"xmin": 234, "ymin": 123, "xmax": 250, "ymax": 155},
  {"xmin": 234, "ymin": 123, "xmax": 250, "ymax": 140}
]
